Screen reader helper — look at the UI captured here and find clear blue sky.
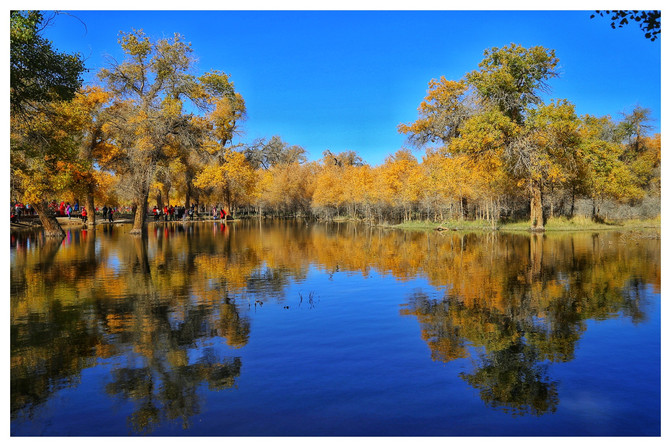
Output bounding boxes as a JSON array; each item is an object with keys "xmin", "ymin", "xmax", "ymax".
[{"xmin": 41, "ymin": 9, "xmax": 662, "ymax": 166}]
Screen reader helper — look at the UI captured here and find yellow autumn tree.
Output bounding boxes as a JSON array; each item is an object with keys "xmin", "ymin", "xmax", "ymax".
[
  {"xmin": 193, "ymin": 148, "xmax": 258, "ymax": 213},
  {"xmin": 378, "ymin": 149, "xmax": 423, "ymax": 221}
]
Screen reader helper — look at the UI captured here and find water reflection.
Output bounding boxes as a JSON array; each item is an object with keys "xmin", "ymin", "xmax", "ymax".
[
  {"xmin": 10, "ymin": 221, "xmax": 660, "ymax": 433},
  {"xmin": 400, "ymin": 232, "xmax": 659, "ymax": 416}
]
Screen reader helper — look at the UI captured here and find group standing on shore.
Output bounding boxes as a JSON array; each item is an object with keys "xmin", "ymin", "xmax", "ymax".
[{"xmin": 11, "ymin": 199, "xmax": 235, "ymax": 228}]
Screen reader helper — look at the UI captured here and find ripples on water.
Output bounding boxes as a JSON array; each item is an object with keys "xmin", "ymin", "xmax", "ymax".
[{"xmin": 10, "ymin": 221, "xmax": 661, "ymax": 435}]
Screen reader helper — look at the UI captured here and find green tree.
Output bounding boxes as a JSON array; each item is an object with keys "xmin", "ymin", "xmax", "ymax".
[
  {"xmin": 402, "ymin": 43, "xmax": 568, "ymax": 230},
  {"xmin": 10, "ymin": 10, "xmax": 86, "ymax": 237},
  {"xmin": 580, "ymin": 115, "xmax": 635, "ymax": 217},
  {"xmin": 10, "ymin": 11, "xmax": 85, "ymax": 118},
  {"xmin": 465, "ymin": 43, "xmax": 559, "ymax": 124},
  {"xmin": 617, "ymin": 106, "xmax": 654, "ymax": 157}
]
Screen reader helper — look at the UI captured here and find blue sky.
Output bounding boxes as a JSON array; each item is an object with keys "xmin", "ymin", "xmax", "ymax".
[{"xmin": 40, "ymin": 8, "xmax": 662, "ymax": 166}]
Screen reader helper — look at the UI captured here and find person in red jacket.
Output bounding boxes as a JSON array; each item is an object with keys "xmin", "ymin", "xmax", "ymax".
[{"xmin": 81, "ymin": 207, "xmax": 88, "ymax": 223}]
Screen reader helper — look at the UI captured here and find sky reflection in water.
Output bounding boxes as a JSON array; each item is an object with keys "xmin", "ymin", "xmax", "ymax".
[{"xmin": 10, "ymin": 221, "xmax": 660, "ymax": 436}]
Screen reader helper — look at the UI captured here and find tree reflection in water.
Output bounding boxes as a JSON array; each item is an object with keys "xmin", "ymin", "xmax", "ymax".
[
  {"xmin": 11, "ymin": 225, "xmax": 251, "ymax": 433},
  {"xmin": 401, "ymin": 231, "xmax": 658, "ymax": 416},
  {"xmin": 10, "ymin": 221, "xmax": 659, "ymax": 432}
]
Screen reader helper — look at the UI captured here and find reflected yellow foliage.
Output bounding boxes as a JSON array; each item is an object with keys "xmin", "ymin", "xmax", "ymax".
[{"xmin": 10, "ymin": 222, "xmax": 659, "ymax": 427}]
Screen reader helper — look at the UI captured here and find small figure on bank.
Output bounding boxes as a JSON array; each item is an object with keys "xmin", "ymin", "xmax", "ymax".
[
  {"xmin": 66, "ymin": 203, "xmax": 72, "ymax": 220},
  {"xmin": 153, "ymin": 206, "xmax": 159, "ymax": 221},
  {"xmin": 163, "ymin": 205, "xmax": 169, "ymax": 221},
  {"xmin": 102, "ymin": 206, "xmax": 108, "ymax": 220},
  {"xmin": 108, "ymin": 207, "xmax": 114, "ymax": 222},
  {"xmin": 81, "ymin": 207, "xmax": 88, "ymax": 224}
]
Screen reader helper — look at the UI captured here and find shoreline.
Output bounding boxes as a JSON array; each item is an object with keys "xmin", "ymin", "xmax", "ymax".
[
  {"xmin": 9, "ymin": 214, "xmax": 232, "ymax": 232},
  {"xmin": 389, "ymin": 217, "xmax": 662, "ymax": 233},
  {"xmin": 10, "ymin": 215, "xmax": 661, "ymax": 235}
]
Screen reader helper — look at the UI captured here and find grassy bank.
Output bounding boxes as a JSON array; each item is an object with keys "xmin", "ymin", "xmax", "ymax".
[{"xmin": 393, "ymin": 216, "xmax": 661, "ymax": 232}]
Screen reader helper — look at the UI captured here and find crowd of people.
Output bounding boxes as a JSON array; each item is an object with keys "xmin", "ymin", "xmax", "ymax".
[
  {"xmin": 152, "ymin": 204, "xmax": 229, "ymax": 222},
  {"xmin": 12, "ymin": 200, "xmax": 233, "ymax": 225}
]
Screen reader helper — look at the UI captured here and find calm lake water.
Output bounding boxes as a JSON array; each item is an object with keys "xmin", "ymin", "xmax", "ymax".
[{"xmin": 10, "ymin": 220, "xmax": 661, "ymax": 436}]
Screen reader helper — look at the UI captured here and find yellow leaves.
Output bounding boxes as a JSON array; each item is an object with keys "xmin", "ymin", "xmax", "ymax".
[
  {"xmin": 72, "ymin": 86, "xmax": 113, "ymax": 116},
  {"xmin": 398, "ymin": 77, "xmax": 469, "ymax": 145},
  {"xmin": 129, "ymin": 109, "xmax": 149, "ymax": 126},
  {"xmin": 259, "ymin": 162, "xmax": 316, "ymax": 211},
  {"xmin": 119, "ymin": 29, "xmax": 152, "ymax": 58},
  {"xmin": 193, "ymin": 164, "xmax": 224, "ymax": 189},
  {"xmin": 379, "ymin": 149, "xmax": 422, "ymax": 205},
  {"xmin": 93, "ymin": 142, "xmax": 124, "ymax": 165},
  {"xmin": 161, "ymin": 96, "xmax": 183, "ymax": 118},
  {"xmin": 136, "ymin": 135, "xmax": 155, "ymax": 152},
  {"xmin": 312, "ymin": 164, "xmax": 345, "ymax": 208},
  {"xmin": 193, "ymin": 148, "xmax": 258, "ymax": 204},
  {"xmin": 421, "ymin": 77, "xmax": 468, "ymax": 113}
]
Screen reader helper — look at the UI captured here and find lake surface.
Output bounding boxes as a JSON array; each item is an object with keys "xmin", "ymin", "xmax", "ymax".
[{"xmin": 10, "ymin": 220, "xmax": 661, "ymax": 436}]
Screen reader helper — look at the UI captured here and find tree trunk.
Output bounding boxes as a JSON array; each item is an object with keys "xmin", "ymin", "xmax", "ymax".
[
  {"xmin": 130, "ymin": 189, "xmax": 149, "ymax": 235},
  {"xmin": 85, "ymin": 185, "xmax": 96, "ymax": 229},
  {"xmin": 461, "ymin": 197, "xmax": 468, "ymax": 220},
  {"xmin": 162, "ymin": 183, "xmax": 171, "ymax": 207},
  {"xmin": 33, "ymin": 201, "xmax": 65, "ymax": 238},
  {"xmin": 530, "ymin": 180, "xmax": 544, "ymax": 231},
  {"xmin": 156, "ymin": 188, "xmax": 163, "ymax": 210},
  {"xmin": 184, "ymin": 167, "xmax": 194, "ymax": 208}
]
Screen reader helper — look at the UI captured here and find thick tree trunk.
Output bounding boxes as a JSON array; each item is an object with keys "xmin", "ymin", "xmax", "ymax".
[
  {"xmin": 85, "ymin": 185, "xmax": 96, "ymax": 228},
  {"xmin": 592, "ymin": 198, "xmax": 597, "ymax": 220},
  {"xmin": 156, "ymin": 188, "xmax": 163, "ymax": 210},
  {"xmin": 33, "ymin": 201, "xmax": 65, "ymax": 238},
  {"xmin": 130, "ymin": 189, "xmax": 149, "ymax": 235},
  {"xmin": 530, "ymin": 180, "xmax": 544, "ymax": 232},
  {"xmin": 162, "ymin": 183, "xmax": 171, "ymax": 207}
]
